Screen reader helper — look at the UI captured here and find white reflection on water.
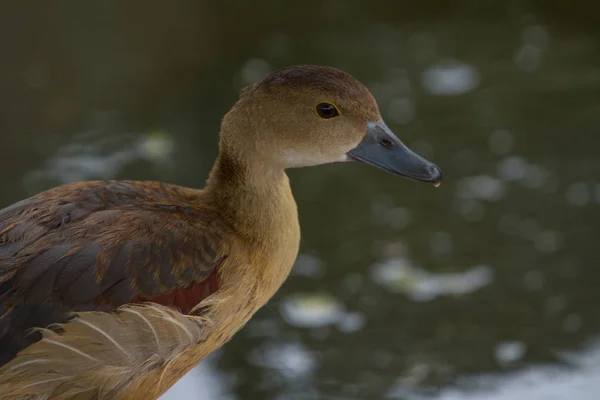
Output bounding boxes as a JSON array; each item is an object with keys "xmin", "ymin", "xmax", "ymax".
[
  {"xmin": 24, "ymin": 129, "xmax": 174, "ymax": 188},
  {"xmin": 370, "ymin": 258, "xmax": 493, "ymax": 302},
  {"xmin": 279, "ymin": 292, "xmax": 367, "ymax": 333},
  {"xmin": 291, "ymin": 253, "xmax": 326, "ymax": 278},
  {"xmin": 163, "ymin": 340, "xmax": 600, "ymax": 400},
  {"xmin": 494, "ymin": 155, "xmax": 553, "ymax": 190},
  {"xmin": 454, "ymin": 199, "xmax": 485, "ymax": 222},
  {"xmin": 336, "ymin": 311, "xmax": 366, "ymax": 333},
  {"xmin": 566, "ymin": 182, "xmax": 591, "ymax": 206},
  {"xmin": 521, "ymin": 164, "xmax": 550, "ymax": 189},
  {"xmin": 535, "ymin": 230, "xmax": 562, "ymax": 253},
  {"xmin": 456, "ymin": 175, "xmax": 506, "ymax": 201},
  {"xmin": 497, "ymin": 212, "xmax": 562, "ymax": 254},
  {"xmin": 401, "ymin": 340, "xmax": 600, "ymax": 400},
  {"xmin": 514, "ymin": 44, "xmax": 542, "ymax": 72},
  {"xmin": 514, "ymin": 25, "xmax": 549, "ymax": 73},
  {"xmin": 160, "ymin": 354, "xmax": 235, "ymax": 400},
  {"xmin": 248, "ymin": 342, "xmax": 315, "ymax": 379},
  {"xmin": 497, "ymin": 156, "xmax": 528, "ymax": 182},
  {"xmin": 421, "ymin": 60, "xmax": 479, "ymax": 96},
  {"xmin": 280, "ymin": 292, "xmax": 344, "ymax": 328},
  {"xmin": 495, "ymin": 341, "xmax": 527, "ymax": 365}
]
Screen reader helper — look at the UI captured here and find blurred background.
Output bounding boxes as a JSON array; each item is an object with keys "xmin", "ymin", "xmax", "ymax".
[{"xmin": 1, "ymin": 1, "xmax": 599, "ymax": 399}]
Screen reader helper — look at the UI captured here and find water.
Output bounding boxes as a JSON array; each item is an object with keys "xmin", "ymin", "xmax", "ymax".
[{"xmin": 1, "ymin": 1, "xmax": 599, "ymax": 399}]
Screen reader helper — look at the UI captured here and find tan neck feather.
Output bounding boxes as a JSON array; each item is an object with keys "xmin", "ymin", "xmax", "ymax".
[{"xmin": 205, "ymin": 149, "xmax": 298, "ymax": 246}]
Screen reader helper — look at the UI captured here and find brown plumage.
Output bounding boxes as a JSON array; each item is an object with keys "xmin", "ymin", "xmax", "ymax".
[{"xmin": 0, "ymin": 65, "xmax": 442, "ymax": 399}]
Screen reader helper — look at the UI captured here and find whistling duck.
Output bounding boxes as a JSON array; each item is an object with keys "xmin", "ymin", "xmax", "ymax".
[{"xmin": 0, "ymin": 65, "xmax": 442, "ymax": 399}]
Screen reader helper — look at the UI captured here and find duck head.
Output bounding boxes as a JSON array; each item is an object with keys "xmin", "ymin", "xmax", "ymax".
[{"xmin": 221, "ymin": 65, "xmax": 442, "ymax": 186}]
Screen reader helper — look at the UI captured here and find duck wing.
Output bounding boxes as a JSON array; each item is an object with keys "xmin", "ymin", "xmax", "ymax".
[{"xmin": 0, "ymin": 180, "xmax": 230, "ymax": 370}]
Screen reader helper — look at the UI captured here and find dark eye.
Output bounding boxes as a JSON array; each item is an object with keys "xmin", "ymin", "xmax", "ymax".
[{"xmin": 315, "ymin": 102, "xmax": 340, "ymax": 119}]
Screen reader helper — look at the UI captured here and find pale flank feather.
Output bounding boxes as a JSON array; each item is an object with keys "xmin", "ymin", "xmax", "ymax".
[{"xmin": 0, "ymin": 304, "xmax": 209, "ymax": 400}]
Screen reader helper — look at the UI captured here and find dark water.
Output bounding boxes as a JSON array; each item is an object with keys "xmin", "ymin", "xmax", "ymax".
[{"xmin": 1, "ymin": 1, "xmax": 599, "ymax": 399}]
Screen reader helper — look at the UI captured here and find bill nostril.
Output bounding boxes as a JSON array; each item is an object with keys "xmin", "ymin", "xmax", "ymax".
[{"xmin": 379, "ymin": 138, "xmax": 393, "ymax": 148}]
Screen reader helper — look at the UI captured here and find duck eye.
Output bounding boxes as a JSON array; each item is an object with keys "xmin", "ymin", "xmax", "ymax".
[{"xmin": 315, "ymin": 102, "xmax": 340, "ymax": 119}]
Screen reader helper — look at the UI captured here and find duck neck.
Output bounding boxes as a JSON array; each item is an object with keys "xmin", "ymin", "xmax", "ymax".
[{"xmin": 205, "ymin": 149, "xmax": 299, "ymax": 244}]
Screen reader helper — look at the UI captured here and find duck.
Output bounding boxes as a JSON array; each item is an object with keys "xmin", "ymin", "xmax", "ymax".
[{"xmin": 0, "ymin": 65, "xmax": 442, "ymax": 400}]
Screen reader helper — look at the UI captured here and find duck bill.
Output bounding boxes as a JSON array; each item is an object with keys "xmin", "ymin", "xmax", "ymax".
[{"xmin": 347, "ymin": 121, "xmax": 443, "ymax": 186}]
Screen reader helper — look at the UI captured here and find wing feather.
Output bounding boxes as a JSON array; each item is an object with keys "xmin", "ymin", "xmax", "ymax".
[{"xmin": 0, "ymin": 180, "xmax": 230, "ymax": 368}]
